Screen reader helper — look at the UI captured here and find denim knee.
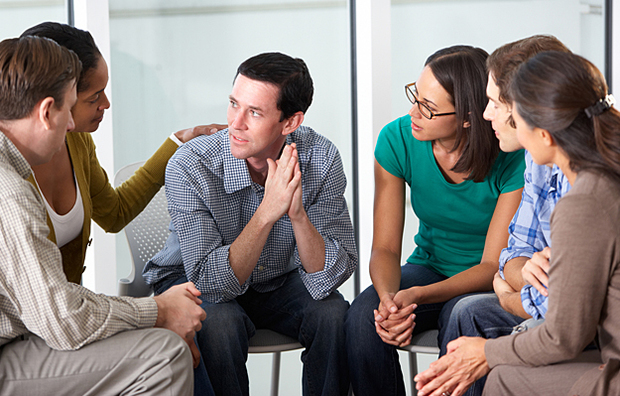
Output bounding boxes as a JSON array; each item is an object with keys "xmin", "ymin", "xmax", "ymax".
[
  {"xmin": 196, "ymin": 301, "xmax": 253, "ymax": 355},
  {"xmin": 450, "ymin": 294, "xmax": 484, "ymax": 321},
  {"xmin": 345, "ymin": 287, "xmax": 378, "ymax": 334},
  {"xmin": 301, "ymin": 293, "xmax": 349, "ymax": 338}
]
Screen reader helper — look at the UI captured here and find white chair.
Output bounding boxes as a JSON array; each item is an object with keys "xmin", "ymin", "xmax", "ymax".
[
  {"xmin": 114, "ymin": 161, "xmax": 303, "ymax": 396},
  {"xmin": 398, "ymin": 329, "xmax": 440, "ymax": 396}
]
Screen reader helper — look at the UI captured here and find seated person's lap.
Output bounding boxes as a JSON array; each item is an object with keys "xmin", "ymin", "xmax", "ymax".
[
  {"xmin": 157, "ymin": 271, "xmax": 349, "ymax": 343},
  {"xmin": 347, "ymin": 263, "xmax": 450, "ymax": 336},
  {"xmin": 483, "ymin": 350, "xmax": 602, "ymax": 396}
]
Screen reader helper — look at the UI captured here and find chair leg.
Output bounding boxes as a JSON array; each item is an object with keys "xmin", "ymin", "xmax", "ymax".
[
  {"xmin": 409, "ymin": 351, "xmax": 418, "ymax": 396},
  {"xmin": 270, "ymin": 351, "xmax": 281, "ymax": 396}
]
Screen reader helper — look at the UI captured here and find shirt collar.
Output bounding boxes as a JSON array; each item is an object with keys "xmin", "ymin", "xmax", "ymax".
[
  {"xmin": 0, "ymin": 131, "xmax": 32, "ymax": 180},
  {"xmin": 221, "ymin": 131, "xmax": 253, "ymax": 194},
  {"xmin": 548, "ymin": 164, "xmax": 563, "ymax": 193}
]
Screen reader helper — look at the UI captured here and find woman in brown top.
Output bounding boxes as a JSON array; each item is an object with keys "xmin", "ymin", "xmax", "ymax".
[{"xmin": 414, "ymin": 51, "xmax": 620, "ymax": 396}]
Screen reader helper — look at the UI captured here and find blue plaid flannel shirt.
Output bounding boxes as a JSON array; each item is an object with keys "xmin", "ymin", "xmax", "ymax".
[
  {"xmin": 498, "ymin": 151, "xmax": 570, "ymax": 319},
  {"xmin": 143, "ymin": 127, "xmax": 357, "ymax": 303}
]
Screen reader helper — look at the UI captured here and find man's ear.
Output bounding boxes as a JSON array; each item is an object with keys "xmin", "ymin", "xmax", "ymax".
[
  {"xmin": 37, "ymin": 97, "xmax": 55, "ymax": 131},
  {"xmin": 282, "ymin": 111, "xmax": 304, "ymax": 136}
]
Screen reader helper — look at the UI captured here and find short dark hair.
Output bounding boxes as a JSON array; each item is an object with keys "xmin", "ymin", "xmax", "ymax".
[
  {"xmin": 511, "ymin": 51, "xmax": 620, "ymax": 181},
  {"xmin": 235, "ymin": 52, "xmax": 313, "ymax": 121},
  {"xmin": 0, "ymin": 36, "xmax": 81, "ymax": 120},
  {"xmin": 487, "ymin": 35, "xmax": 570, "ymax": 127},
  {"xmin": 425, "ymin": 45, "xmax": 496, "ymax": 182},
  {"xmin": 21, "ymin": 22, "xmax": 100, "ymax": 93}
]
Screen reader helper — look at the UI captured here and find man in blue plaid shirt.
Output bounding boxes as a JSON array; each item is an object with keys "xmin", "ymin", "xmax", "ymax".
[
  {"xmin": 438, "ymin": 36, "xmax": 572, "ymax": 396},
  {"xmin": 144, "ymin": 52, "xmax": 357, "ymax": 396}
]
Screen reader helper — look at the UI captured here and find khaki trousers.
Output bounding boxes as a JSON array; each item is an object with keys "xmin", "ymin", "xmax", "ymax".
[{"xmin": 0, "ymin": 328, "xmax": 193, "ymax": 396}]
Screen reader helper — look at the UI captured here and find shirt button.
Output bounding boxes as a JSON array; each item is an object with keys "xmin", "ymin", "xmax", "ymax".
[{"xmin": 258, "ymin": 265, "xmax": 265, "ymax": 271}]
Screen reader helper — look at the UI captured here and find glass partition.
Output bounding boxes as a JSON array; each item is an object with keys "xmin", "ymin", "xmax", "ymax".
[{"xmin": 0, "ymin": 0, "xmax": 66, "ymax": 39}]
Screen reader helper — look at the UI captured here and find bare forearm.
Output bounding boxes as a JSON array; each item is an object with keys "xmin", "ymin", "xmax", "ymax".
[
  {"xmin": 407, "ymin": 260, "xmax": 497, "ymax": 306},
  {"xmin": 229, "ymin": 206, "xmax": 274, "ymax": 285},
  {"xmin": 503, "ymin": 256, "xmax": 528, "ymax": 290},
  {"xmin": 291, "ymin": 213, "xmax": 325, "ymax": 273},
  {"xmin": 497, "ymin": 290, "xmax": 529, "ymax": 318},
  {"xmin": 369, "ymin": 249, "xmax": 402, "ymax": 299}
]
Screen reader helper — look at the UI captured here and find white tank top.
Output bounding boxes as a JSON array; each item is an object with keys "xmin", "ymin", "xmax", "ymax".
[{"xmin": 34, "ymin": 174, "xmax": 84, "ymax": 248}]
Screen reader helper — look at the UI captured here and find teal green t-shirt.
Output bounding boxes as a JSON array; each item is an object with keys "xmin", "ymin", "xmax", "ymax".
[{"xmin": 375, "ymin": 115, "xmax": 525, "ymax": 277}]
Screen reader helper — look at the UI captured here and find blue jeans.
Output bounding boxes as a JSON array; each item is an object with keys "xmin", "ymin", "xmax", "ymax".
[
  {"xmin": 440, "ymin": 292, "xmax": 524, "ymax": 396},
  {"xmin": 159, "ymin": 271, "xmax": 350, "ymax": 396},
  {"xmin": 155, "ymin": 276, "xmax": 216, "ymax": 396},
  {"xmin": 344, "ymin": 263, "xmax": 473, "ymax": 396}
]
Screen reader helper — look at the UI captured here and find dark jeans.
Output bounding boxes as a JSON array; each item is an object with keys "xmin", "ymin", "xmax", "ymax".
[
  {"xmin": 155, "ymin": 276, "xmax": 216, "ymax": 396},
  {"xmin": 440, "ymin": 292, "xmax": 524, "ymax": 396},
  {"xmin": 344, "ymin": 263, "xmax": 474, "ymax": 396},
  {"xmin": 158, "ymin": 271, "xmax": 350, "ymax": 396}
]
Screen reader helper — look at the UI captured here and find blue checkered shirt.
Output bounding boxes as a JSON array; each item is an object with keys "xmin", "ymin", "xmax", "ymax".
[
  {"xmin": 143, "ymin": 127, "xmax": 357, "ymax": 303},
  {"xmin": 498, "ymin": 151, "xmax": 570, "ymax": 319}
]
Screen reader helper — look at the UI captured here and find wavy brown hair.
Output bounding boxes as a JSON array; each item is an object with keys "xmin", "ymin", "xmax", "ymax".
[
  {"xmin": 0, "ymin": 36, "xmax": 81, "ymax": 120},
  {"xmin": 487, "ymin": 35, "xmax": 570, "ymax": 128}
]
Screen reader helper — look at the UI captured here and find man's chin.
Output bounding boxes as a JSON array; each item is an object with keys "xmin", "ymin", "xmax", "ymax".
[{"xmin": 229, "ymin": 147, "xmax": 248, "ymax": 160}]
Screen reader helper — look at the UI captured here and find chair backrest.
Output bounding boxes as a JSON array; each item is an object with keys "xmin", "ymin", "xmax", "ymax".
[{"xmin": 114, "ymin": 161, "xmax": 171, "ymax": 297}]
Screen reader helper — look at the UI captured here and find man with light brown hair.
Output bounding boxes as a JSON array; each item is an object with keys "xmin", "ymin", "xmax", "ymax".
[
  {"xmin": 433, "ymin": 35, "xmax": 573, "ymax": 396},
  {"xmin": 0, "ymin": 35, "xmax": 204, "ymax": 396}
]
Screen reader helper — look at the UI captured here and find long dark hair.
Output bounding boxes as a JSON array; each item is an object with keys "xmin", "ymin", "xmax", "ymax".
[
  {"xmin": 511, "ymin": 51, "xmax": 620, "ymax": 180},
  {"xmin": 425, "ymin": 45, "xmax": 497, "ymax": 182},
  {"xmin": 21, "ymin": 22, "xmax": 101, "ymax": 93}
]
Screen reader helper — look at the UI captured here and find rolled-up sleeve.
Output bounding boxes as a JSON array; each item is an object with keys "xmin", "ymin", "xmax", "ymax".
[
  {"xmin": 296, "ymin": 145, "xmax": 357, "ymax": 300},
  {"xmin": 498, "ymin": 161, "xmax": 546, "ymax": 277}
]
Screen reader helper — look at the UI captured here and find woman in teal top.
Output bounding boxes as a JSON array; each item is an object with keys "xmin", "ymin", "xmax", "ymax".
[{"xmin": 344, "ymin": 45, "xmax": 525, "ymax": 396}]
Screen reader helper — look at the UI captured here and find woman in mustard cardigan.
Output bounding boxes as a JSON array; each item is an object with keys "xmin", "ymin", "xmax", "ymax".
[{"xmin": 21, "ymin": 22, "xmax": 225, "ymax": 283}]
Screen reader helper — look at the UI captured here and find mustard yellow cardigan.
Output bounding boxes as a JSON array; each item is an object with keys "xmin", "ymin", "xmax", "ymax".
[{"xmin": 27, "ymin": 132, "xmax": 178, "ymax": 284}]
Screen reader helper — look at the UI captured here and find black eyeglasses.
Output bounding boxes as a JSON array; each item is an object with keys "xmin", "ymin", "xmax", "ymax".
[{"xmin": 405, "ymin": 82, "xmax": 456, "ymax": 120}]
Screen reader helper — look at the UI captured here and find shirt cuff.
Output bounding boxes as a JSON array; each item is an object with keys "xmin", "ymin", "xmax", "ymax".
[
  {"xmin": 135, "ymin": 297, "xmax": 159, "ymax": 328},
  {"xmin": 169, "ymin": 132, "xmax": 184, "ymax": 146}
]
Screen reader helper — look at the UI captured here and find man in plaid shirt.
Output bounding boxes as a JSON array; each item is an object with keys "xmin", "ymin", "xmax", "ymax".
[
  {"xmin": 438, "ymin": 35, "xmax": 572, "ymax": 396},
  {"xmin": 0, "ymin": 36, "xmax": 205, "ymax": 396},
  {"xmin": 144, "ymin": 52, "xmax": 357, "ymax": 396}
]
